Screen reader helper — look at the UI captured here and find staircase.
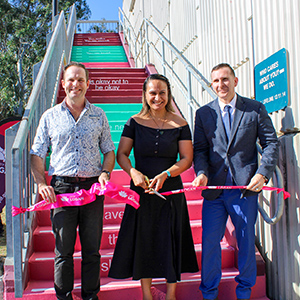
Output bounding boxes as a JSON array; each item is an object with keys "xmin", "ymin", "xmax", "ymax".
[{"xmin": 4, "ymin": 32, "xmax": 269, "ymax": 300}]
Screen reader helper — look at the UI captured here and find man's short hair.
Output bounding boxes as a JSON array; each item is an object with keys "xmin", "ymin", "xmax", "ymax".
[
  {"xmin": 63, "ymin": 62, "xmax": 89, "ymax": 81},
  {"xmin": 211, "ymin": 63, "xmax": 235, "ymax": 77}
]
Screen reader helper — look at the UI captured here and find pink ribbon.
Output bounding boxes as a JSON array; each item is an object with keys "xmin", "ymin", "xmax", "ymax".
[
  {"xmin": 161, "ymin": 185, "xmax": 291, "ymax": 200},
  {"xmin": 12, "ymin": 181, "xmax": 140, "ymax": 216}
]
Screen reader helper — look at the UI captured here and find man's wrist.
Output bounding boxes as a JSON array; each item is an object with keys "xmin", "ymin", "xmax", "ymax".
[{"xmin": 101, "ymin": 170, "xmax": 111, "ymax": 179}]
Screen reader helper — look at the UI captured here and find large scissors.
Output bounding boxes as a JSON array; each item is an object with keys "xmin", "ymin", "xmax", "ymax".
[{"xmin": 144, "ymin": 176, "xmax": 167, "ymax": 200}]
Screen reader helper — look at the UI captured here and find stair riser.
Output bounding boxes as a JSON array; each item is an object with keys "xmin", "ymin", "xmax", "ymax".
[
  {"xmin": 29, "ymin": 246, "xmax": 235, "ymax": 281},
  {"xmin": 59, "ymin": 90, "xmax": 143, "ymax": 97},
  {"xmin": 82, "ymin": 62, "xmax": 131, "ymax": 67},
  {"xmin": 57, "ymin": 96, "xmax": 142, "ymax": 103},
  {"xmin": 32, "ymin": 219, "xmax": 203, "ymax": 252},
  {"xmin": 73, "ymin": 42, "xmax": 122, "ymax": 46}
]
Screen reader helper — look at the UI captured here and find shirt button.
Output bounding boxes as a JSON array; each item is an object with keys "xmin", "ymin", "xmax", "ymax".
[
  {"xmin": 156, "ymin": 136, "xmax": 159, "ymax": 138},
  {"xmin": 155, "ymin": 151, "xmax": 158, "ymax": 153},
  {"xmin": 155, "ymin": 142, "xmax": 158, "ymax": 145},
  {"xmin": 224, "ymin": 168, "xmax": 228, "ymax": 172}
]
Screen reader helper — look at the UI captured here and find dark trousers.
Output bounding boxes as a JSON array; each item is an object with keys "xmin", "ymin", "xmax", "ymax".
[{"xmin": 50, "ymin": 177, "xmax": 104, "ymax": 300}]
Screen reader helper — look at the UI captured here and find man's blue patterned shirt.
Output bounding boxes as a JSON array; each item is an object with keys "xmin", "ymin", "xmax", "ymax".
[{"xmin": 30, "ymin": 100, "xmax": 115, "ymax": 177}]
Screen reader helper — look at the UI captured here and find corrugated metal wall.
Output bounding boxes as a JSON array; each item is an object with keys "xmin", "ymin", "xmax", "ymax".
[{"xmin": 122, "ymin": 0, "xmax": 300, "ymax": 299}]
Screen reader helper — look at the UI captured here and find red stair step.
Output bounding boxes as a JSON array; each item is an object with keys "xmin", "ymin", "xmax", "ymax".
[
  {"xmin": 57, "ymin": 95, "xmax": 143, "ymax": 103},
  {"xmin": 19, "ymin": 270, "xmax": 267, "ymax": 299},
  {"xmin": 28, "ymin": 241, "xmax": 235, "ymax": 281},
  {"xmin": 73, "ymin": 33, "xmax": 122, "ymax": 46},
  {"xmin": 59, "ymin": 89, "xmax": 143, "ymax": 97},
  {"xmin": 82, "ymin": 62, "xmax": 131, "ymax": 68}
]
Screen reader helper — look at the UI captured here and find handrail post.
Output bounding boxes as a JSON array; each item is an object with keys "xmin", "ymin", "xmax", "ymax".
[
  {"xmin": 140, "ymin": 28, "xmax": 143, "ymax": 67},
  {"xmin": 161, "ymin": 40, "xmax": 166, "ymax": 76},
  {"xmin": 145, "ymin": 22, "xmax": 150, "ymax": 65},
  {"xmin": 186, "ymin": 70, "xmax": 194, "ymax": 133},
  {"xmin": 12, "ymin": 148, "xmax": 23, "ymax": 297}
]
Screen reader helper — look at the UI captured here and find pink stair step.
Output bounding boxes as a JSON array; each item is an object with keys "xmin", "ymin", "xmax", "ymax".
[
  {"xmin": 187, "ymin": 199, "xmax": 203, "ymax": 220},
  {"xmin": 16, "ymin": 272, "xmax": 268, "ymax": 300},
  {"xmin": 28, "ymin": 242, "xmax": 235, "ymax": 281},
  {"xmin": 110, "ymin": 170, "xmax": 131, "ymax": 184},
  {"xmin": 59, "ymin": 89, "xmax": 143, "ymax": 97},
  {"xmin": 82, "ymin": 62, "xmax": 131, "ymax": 68},
  {"xmin": 104, "ymin": 203, "xmax": 125, "ymax": 225},
  {"xmin": 88, "ymin": 76, "xmax": 147, "ymax": 83},
  {"xmin": 57, "ymin": 95, "xmax": 143, "ymax": 103},
  {"xmin": 58, "ymin": 85, "xmax": 144, "ymax": 95},
  {"xmin": 36, "ymin": 210, "xmax": 51, "ymax": 226},
  {"xmin": 88, "ymin": 82, "xmax": 144, "ymax": 90}
]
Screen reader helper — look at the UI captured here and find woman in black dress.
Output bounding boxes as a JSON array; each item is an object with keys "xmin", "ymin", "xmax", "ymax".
[{"xmin": 108, "ymin": 74, "xmax": 198, "ymax": 300}]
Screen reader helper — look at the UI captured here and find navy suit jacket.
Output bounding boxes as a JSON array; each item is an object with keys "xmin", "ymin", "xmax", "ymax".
[{"xmin": 193, "ymin": 94, "xmax": 279, "ymax": 200}]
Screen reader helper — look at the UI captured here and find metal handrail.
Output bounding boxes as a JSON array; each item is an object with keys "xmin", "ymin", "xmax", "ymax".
[
  {"xmin": 257, "ymin": 145, "xmax": 284, "ymax": 225},
  {"xmin": 76, "ymin": 20, "xmax": 119, "ymax": 33},
  {"xmin": 119, "ymin": 9, "xmax": 284, "ymax": 225},
  {"xmin": 118, "ymin": 8, "xmax": 216, "ymax": 132},
  {"xmin": 10, "ymin": 5, "xmax": 76, "ymax": 297}
]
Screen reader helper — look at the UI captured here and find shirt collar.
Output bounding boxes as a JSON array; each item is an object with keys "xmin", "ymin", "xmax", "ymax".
[
  {"xmin": 218, "ymin": 93, "xmax": 237, "ymax": 112},
  {"xmin": 61, "ymin": 98, "xmax": 90, "ymax": 110}
]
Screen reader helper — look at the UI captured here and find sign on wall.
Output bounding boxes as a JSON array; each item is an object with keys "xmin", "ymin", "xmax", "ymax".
[{"xmin": 254, "ymin": 48, "xmax": 289, "ymax": 113}]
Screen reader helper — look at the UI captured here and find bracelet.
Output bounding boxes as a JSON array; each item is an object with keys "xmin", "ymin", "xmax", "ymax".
[{"xmin": 163, "ymin": 170, "xmax": 171, "ymax": 178}]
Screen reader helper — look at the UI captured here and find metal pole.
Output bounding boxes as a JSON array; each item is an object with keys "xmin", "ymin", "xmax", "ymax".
[{"xmin": 52, "ymin": 0, "xmax": 59, "ymax": 30}]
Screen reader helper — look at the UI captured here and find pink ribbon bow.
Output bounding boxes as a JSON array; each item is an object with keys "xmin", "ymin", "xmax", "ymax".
[{"xmin": 12, "ymin": 181, "xmax": 140, "ymax": 216}]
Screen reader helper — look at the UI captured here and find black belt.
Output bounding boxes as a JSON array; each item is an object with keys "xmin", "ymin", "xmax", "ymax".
[{"xmin": 52, "ymin": 175, "xmax": 99, "ymax": 183}]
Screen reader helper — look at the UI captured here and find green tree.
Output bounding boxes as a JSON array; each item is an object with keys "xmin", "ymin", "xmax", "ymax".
[{"xmin": 0, "ymin": 0, "xmax": 91, "ymax": 121}]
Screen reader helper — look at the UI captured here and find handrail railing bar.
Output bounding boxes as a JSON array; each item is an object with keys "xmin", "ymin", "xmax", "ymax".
[
  {"xmin": 76, "ymin": 19, "xmax": 119, "ymax": 24},
  {"xmin": 256, "ymin": 145, "xmax": 284, "ymax": 224},
  {"xmin": 143, "ymin": 19, "xmax": 215, "ymax": 98},
  {"xmin": 51, "ymin": 52, "xmax": 66, "ymax": 107},
  {"xmin": 11, "ymin": 5, "xmax": 76, "ymax": 296},
  {"xmin": 145, "ymin": 39, "xmax": 200, "ymax": 110},
  {"xmin": 12, "ymin": 12, "xmax": 66, "ymax": 154}
]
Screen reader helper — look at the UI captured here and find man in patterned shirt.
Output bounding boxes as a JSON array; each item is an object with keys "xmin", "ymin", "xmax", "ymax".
[{"xmin": 30, "ymin": 62, "xmax": 115, "ymax": 300}]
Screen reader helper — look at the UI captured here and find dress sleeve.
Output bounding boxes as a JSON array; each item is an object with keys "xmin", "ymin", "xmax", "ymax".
[
  {"xmin": 179, "ymin": 124, "xmax": 192, "ymax": 141},
  {"xmin": 121, "ymin": 117, "xmax": 135, "ymax": 139}
]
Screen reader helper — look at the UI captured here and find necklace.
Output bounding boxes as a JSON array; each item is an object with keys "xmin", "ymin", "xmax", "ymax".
[{"xmin": 149, "ymin": 112, "xmax": 167, "ymax": 134}]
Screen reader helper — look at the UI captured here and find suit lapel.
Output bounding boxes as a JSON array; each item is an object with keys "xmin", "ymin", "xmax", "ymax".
[{"xmin": 229, "ymin": 95, "xmax": 246, "ymax": 145}]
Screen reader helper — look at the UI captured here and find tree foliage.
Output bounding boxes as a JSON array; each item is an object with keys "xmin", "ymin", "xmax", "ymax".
[{"xmin": 0, "ymin": 0, "xmax": 91, "ymax": 121}]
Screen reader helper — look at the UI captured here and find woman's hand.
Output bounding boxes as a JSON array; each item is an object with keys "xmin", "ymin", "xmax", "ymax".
[
  {"xmin": 147, "ymin": 171, "xmax": 168, "ymax": 192},
  {"xmin": 130, "ymin": 168, "xmax": 148, "ymax": 190}
]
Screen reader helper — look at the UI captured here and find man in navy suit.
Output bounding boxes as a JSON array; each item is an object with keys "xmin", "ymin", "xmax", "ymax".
[{"xmin": 192, "ymin": 63, "xmax": 279, "ymax": 300}]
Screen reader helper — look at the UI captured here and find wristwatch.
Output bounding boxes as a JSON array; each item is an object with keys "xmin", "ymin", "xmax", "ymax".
[
  {"xmin": 101, "ymin": 170, "xmax": 110, "ymax": 179},
  {"xmin": 262, "ymin": 175, "xmax": 268, "ymax": 183}
]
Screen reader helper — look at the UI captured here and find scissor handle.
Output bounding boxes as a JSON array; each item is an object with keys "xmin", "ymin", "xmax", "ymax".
[{"xmin": 144, "ymin": 176, "xmax": 150, "ymax": 187}]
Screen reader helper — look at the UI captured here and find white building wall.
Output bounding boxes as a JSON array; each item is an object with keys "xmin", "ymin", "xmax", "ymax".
[{"xmin": 121, "ymin": 1, "xmax": 300, "ymax": 298}]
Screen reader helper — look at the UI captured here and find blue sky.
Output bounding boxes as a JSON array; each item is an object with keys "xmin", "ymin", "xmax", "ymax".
[{"xmin": 86, "ymin": 0, "xmax": 123, "ymax": 21}]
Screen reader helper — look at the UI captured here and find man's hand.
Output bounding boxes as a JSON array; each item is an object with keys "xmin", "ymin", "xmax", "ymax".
[
  {"xmin": 38, "ymin": 183, "xmax": 56, "ymax": 203},
  {"xmin": 98, "ymin": 172, "xmax": 110, "ymax": 189},
  {"xmin": 246, "ymin": 173, "xmax": 266, "ymax": 192},
  {"xmin": 192, "ymin": 173, "xmax": 208, "ymax": 187}
]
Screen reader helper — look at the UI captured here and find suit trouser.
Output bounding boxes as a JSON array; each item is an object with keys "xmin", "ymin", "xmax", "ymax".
[
  {"xmin": 200, "ymin": 188, "xmax": 258, "ymax": 299},
  {"xmin": 50, "ymin": 177, "xmax": 104, "ymax": 300}
]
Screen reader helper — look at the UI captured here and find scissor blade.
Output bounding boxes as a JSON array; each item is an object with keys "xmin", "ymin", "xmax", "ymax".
[{"xmin": 153, "ymin": 190, "xmax": 167, "ymax": 200}]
